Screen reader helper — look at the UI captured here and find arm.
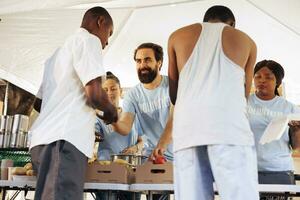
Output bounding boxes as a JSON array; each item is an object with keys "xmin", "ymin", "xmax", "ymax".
[
  {"xmin": 135, "ymin": 136, "xmax": 144, "ymax": 154},
  {"xmin": 150, "ymin": 104, "xmax": 174, "ymax": 159},
  {"xmin": 289, "ymin": 121, "xmax": 300, "ymax": 151},
  {"xmin": 85, "ymin": 77, "xmax": 118, "ymax": 124},
  {"xmin": 244, "ymin": 39, "xmax": 257, "ymax": 99},
  {"xmin": 122, "ymin": 135, "xmax": 144, "ymax": 154},
  {"xmin": 168, "ymin": 34, "xmax": 179, "ymax": 105},
  {"xmin": 111, "ymin": 112, "xmax": 135, "ymax": 136}
]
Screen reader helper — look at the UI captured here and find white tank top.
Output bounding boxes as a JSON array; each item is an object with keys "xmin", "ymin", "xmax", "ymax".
[{"xmin": 173, "ymin": 23, "xmax": 254, "ymax": 152}]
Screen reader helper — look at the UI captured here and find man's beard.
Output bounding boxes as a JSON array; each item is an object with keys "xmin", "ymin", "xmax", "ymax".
[{"xmin": 138, "ymin": 67, "xmax": 158, "ymax": 84}]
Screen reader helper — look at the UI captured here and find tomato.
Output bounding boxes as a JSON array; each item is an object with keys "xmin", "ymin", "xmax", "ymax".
[{"xmin": 153, "ymin": 155, "xmax": 166, "ymax": 164}]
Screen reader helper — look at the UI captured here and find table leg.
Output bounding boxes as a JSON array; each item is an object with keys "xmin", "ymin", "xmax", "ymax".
[
  {"xmin": 2, "ymin": 188, "xmax": 6, "ymax": 200},
  {"xmin": 148, "ymin": 191, "xmax": 153, "ymax": 200},
  {"xmin": 10, "ymin": 190, "xmax": 22, "ymax": 200}
]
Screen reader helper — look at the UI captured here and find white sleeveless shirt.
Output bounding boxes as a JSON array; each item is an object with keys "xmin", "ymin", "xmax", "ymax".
[{"xmin": 173, "ymin": 23, "xmax": 254, "ymax": 152}]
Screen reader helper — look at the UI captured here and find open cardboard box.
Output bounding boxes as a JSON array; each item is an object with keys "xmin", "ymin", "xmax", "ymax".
[
  {"xmin": 135, "ymin": 161, "xmax": 173, "ymax": 184},
  {"xmin": 85, "ymin": 162, "xmax": 134, "ymax": 184}
]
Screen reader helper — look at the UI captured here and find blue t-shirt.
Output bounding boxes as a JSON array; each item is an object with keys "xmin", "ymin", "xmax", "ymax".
[
  {"xmin": 248, "ymin": 94, "xmax": 300, "ymax": 171},
  {"xmin": 95, "ymin": 116, "xmax": 138, "ymax": 160},
  {"xmin": 122, "ymin": 76, "xmax": 173, "ymax": 160}
]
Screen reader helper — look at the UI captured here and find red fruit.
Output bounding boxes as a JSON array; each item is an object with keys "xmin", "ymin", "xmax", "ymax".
[{"xmin": 153, "ymin": 155, "xmax": 166, "ymax": 164}]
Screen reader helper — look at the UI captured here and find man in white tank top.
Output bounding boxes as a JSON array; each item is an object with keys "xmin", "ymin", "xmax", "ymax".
[{"xmin": 152, "ymin": 5, "xmax": 258, "ymax": 200}]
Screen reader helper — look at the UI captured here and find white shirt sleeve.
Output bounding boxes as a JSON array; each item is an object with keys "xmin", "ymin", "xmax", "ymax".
[{"xmin": 73, "ymin": 35, "xmax": 105, "ymax": 86}]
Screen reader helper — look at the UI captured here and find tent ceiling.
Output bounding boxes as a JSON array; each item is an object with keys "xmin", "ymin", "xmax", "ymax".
[{"xmin": 0, "ymin": 0, "xmax": 300, "ymax": 103}]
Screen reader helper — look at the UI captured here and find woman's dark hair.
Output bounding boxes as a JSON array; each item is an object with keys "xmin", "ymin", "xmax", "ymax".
[
  {"xmin": 106, "ymin": 71, "xmax": 121, "ymax": 88},
  {"xmin": 133, "ymin": 43, "xmax": 163, "ymax": 64},
  {"xmin": 254, "ymin": 60, "xmax": 285, "ymax": 96}
]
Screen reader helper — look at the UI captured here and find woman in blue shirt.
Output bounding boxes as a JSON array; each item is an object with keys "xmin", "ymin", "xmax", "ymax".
[
  {"xmin": 95, "ymin": 71, "xmax": 143, "ymax": 200},
  {"xmin": 248, "ymin": 60, "xmax": 300, "ymax": 185},
  {"xmin": 95, "ymin": 71, "xmax": 143, "ymax": 160}
]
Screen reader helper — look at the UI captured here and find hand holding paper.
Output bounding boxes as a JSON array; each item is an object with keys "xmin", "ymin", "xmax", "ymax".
[{"xmin": 259, "ymin": 114, "xmax": 300, "ymax": 144}]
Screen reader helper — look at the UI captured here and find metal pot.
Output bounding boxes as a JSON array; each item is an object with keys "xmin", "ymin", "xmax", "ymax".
[
  {"xmin": 111, "ymin": 154, "xmax": 147, "ymax": 166},
  {"xmin": 12, "ymin": 114, "xmax": 29, "ymax": 133},
  {"xmin": 10, "ymin": 115, "xmax": 29, "ymax": 148},
  {"xmin": 1, "ymin": 115, "xmax": 13, "ymax": 148}
]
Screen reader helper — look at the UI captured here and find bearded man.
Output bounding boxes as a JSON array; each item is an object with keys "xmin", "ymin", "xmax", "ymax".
[{"xmin": 111, "ymin": 43, "xmax": 173, "ymax": 161}]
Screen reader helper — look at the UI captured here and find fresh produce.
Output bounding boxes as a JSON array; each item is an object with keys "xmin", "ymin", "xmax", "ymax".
[
  {"xmin": 98, "ymin": 160, "xmax": 111, "ymax": 165},
  {"xmin": 153, "ymin": 155, "xmax": 166, "ymax": 164}
]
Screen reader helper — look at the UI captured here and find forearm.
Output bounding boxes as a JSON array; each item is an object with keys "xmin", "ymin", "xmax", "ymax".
[
  {"xmin": 89, "ymin": 94, "xmax": 115, "ymax": 116},
  {"xmin": 158, "ymin": 106, "xmax": 173, "ymax": 147},
  {"xmin": 158, "ymin": 127, "xmax": 172, "ymax": 147},
  {"xmin": 85, "ymin": 77, "xmax": 118, "ymax": 123},
  {"xmin": 111, "ymin": 121, "xmax": 131, "ymax": 136},
  {"xmin": 290, "ymin": 127, "xmax": 300, "ymax": 151},
  {"xmin": 136, "ymin": 136, "xmax": 144, "ymax": 151}
]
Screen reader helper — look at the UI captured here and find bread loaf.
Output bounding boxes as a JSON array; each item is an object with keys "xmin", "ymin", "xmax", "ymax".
[
  {"xmin": 12, "ymin": 167, "xmax": 26, "ymax": 175},
  {"xmin": 24, "ymin": 163, "xmax": 33, "ymax": 170},
  {"xmin": 26, "ymin": 170, "xmax": 34, "ymax": 176},
  {"xmin": 113, "ymin": 159, "xmax": 129, "ymax": 165}
]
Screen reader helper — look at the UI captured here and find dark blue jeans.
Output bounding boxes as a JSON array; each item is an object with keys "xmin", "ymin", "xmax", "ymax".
[{"xmin": 95, "ymin": 191, "xmax": 141, "ymax": 200}]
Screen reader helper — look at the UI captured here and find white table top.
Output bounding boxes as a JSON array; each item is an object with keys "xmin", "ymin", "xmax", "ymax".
[
  {"xmin": 131, "ymin": 183, "xmax": 300, "ymax": 193},
  {"xmin": 84, "ymin": 182, "xmax": 129, "ymax": 191},
  {"xmin": 258, "ymin": 184, "xmax": 300, "ymax": 193},
  {"xmin": 0, "ymin": 180, "xmax": 36, "ymax": 188},
  {"xmin": 1, "ymin": 180, "xmax": 300, "ymax": 193},
  {"xmin": 0, "ymin": 180, "xmax": 129, "ymax": 191},
  {"xmin": 130, "ymin": 184, "xmax": 173, "ymax": 191}
]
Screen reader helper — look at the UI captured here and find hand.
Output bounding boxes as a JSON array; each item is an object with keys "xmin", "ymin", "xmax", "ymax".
[
  {"xmin": 153, "ymin": 155, "xmax": 166, "ymax": 164},
  {"xmin": 95, "ymin": 135, "xmax": 103, "ymax": 142},
  {"xmin": 149, "ymin": 145, "xmax": 166, "ymax": 162},
  {"xmin": 289, "ymin": 121, "xmax": 300, "ymax": 133},
  {"xmin": 289, "ymin": 120, "xmax": 300, "ymax": 127},
  {"xmin": 121, "ymin": 145, "xmax": 138, "ymax": 155},
  {"xmin": 96, "ymin": 108, "xmax": 118, "ymax": 125},
  {"xmin": 103, "ymin": 112, "xmax": 118, "ymax": 125}
]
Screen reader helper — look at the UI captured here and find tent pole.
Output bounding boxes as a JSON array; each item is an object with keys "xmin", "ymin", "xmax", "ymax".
[{"xmin": 3, "ymin": 82, "xmax": 8, "ymax": 115}]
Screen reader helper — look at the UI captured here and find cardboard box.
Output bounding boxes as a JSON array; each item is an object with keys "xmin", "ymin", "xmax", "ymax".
[
  {"xmin": 135, "ymin": 161, "xmax": 173, "ymax": 184},
  {"xmin": 85, "ymin": 162, "xmax": 133, "ymax": 184}
]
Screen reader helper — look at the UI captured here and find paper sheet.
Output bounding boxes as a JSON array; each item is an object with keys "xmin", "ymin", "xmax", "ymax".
[{"xmin": 259, "ymin": 114, "xmax": 300, "ymax": 144}]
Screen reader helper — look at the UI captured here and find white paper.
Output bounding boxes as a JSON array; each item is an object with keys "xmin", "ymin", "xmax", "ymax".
[{"xmin": 259, "ymin": 114, "xmax": 300, "ymax": 145}]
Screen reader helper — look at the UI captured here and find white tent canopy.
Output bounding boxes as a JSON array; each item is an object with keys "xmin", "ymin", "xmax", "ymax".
[{"xmin": 0, "ymin": 0, "xmax": 300, "ymax": 103}]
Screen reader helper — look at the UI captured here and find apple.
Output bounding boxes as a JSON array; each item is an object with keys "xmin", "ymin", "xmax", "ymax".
[{"xmin": 153, "ymin": 155, "xmax": 166, "ymax": 164}]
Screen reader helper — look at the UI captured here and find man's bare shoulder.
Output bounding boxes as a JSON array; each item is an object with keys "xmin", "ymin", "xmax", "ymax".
[
  {"xmin": 225, "ymin": 26, "xmax": 255, "ymax": 46},
  {"xmin": 169, "ymin": 23, "xmax": 201, "ymax": 41}
]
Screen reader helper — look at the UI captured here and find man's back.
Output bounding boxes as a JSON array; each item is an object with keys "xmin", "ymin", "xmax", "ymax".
[
  {"xmin": 169, "ymin": 23, "xmax": 256, "ymax": 152},
  {"xmin": 169, "ymin": 23, "xmax": 256, "ymax": 98},
  {"xmin": 30, "ymin": 28, "xmax": 105, "ymax": 158},
  {"xmin": 169, "ymin": 23, "xmax": 255, "ymax": 72},
  {"xmin": 168, "ymin": 6, "xmax": 259, "ymax": 200}
]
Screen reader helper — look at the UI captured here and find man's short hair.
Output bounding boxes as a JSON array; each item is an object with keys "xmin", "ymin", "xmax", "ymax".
[
  {"xmin": 203, "ymin": 5, "xmax": 235, "ymax": 24},
  {"xmin": 82, "ymin": 6, "xmax": 113, "ymax": 26},
  {"xmin": 134, "ymin": 43, "xmax": 163, "ymax": 63}
]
